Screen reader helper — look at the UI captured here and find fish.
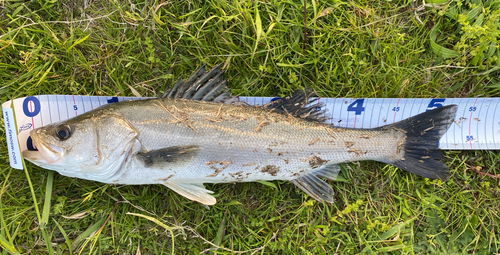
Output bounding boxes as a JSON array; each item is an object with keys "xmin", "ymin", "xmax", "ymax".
[{"xmin": 22, "ymin": 65, "xmax": 458, "ymax": 205}]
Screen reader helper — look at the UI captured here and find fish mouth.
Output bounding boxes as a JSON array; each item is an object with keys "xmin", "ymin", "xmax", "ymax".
[{"xmin": 22, "ymin": 129, "xmax": 63, "ymax": 164}]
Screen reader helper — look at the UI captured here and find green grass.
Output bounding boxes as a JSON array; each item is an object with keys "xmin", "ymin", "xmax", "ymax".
[{"xmin": 1, "ymin": 0, "xmax": 500, "ymax": 253}]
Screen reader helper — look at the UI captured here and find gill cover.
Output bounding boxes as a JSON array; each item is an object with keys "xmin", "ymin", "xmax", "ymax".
[
  {"xmin": 24, "ymin": 113, "xmax": 140, "ymax": 182},
  {"xmin": 83, "ymin": 114, "xmax": 140, "ymax": 181}
]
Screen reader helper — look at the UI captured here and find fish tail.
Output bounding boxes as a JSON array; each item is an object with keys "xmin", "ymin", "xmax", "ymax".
[{"xmin": 382, "ymin": 105, "xmax": 458, "ymax": 180}]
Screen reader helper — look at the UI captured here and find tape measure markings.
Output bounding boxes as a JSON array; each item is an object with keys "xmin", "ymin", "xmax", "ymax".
[
  {"xmin": 474, "ymin": 98, "xmax": 481, "ymax": 150},
  {"xmin": 470, "ymin": 98, "xmax": 478, "ymax": 150},
  {"xmin": 378, "ymin": 98, "xmax": 388, "ymax": 128},
  {"xmin": 483, "ymin": 98, "xmax": 489, "ymax": 150},
  {"xmin": 469, "ymin": 98, "xmax": 476, "ymax": 149},
  {"xmin": 55, "ymin": 95, "xmax": 62, "ymax": 124},
  {"xmin": 484, "ymin": 98, "xmax": 492, "ymax": 150},
  {"xmin": 392, "ymin": 98, "xmax": 400, "ymax": 124},
  {"xmin": 65, "ymin": 95, "xmax": 72, "ymax": 118},
  {"xmin": 7, "ymin": 95, "xmax": 500, "ymax": 152},
  {"xmin": 444, "ymin": 98, "xmax": 453, "ymax": 149},
  {"xmin": 88, "ymin": 95, "xmax": 95, "ymax": 110},
  {"xmin": 72, "ymin": 95, "xmax": 77, "ymax": 116},
  {"xmin": 490, "ymin": 99, "xmax": 499, "ymax": 149},
  {"xmin": 482, "ymin": 98, "xmax": 494, "ymax": 149},
  {"xmin": 476, "ymin": 98, "xmax": 484, "ymax": 150},
  {"xmin": 30, "ymin": 100, "xmax": 36, "ymax": 129},
  {"xmin": 45, "ymin": 95, "xmax": 52, "ymax": 125},
  {"xmin": 51, "ymin": 95, "xmax": 60, "ymax": 124}
]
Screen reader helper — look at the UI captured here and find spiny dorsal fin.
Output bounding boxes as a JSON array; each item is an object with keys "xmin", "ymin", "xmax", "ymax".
[
  {"xmin": 263, "ymin": 89, "xmax": 327, "ymax": 123},
  {"xmin": 290, "ymin": 164, "xmax": 340, "ymax": 203},
  {"xmin": 161, "ymin": 64, "xmax": 236, "ymax": 104}
]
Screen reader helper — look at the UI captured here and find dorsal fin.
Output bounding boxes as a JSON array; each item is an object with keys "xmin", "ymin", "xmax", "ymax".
[
  {"xmin": 161, "ymin": 64, "xmax": 236, "ymax": 104},
  {"xmin": 263, "ymin": 89, "xmax": 327, "ymax": 123}
]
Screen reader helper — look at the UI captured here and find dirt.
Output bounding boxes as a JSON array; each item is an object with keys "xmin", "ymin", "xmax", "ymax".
[
  {"xmin": 308, "ymin": 138, "xmax": 320, "ymax": 146},
  {"xmin": 347, "ymin": 148, "xmax": 365, "ymax": 155},
  {"xmin": 344, "ymin": 141, "xmax": 355, "ymax": 148},
  {"xmin": 155, "ymin": 174, "xmax": 174, "ymax": 182},
  {"xmin": 254, "ymin": 121, "xmax": 270, "ymax": 132},
  {"xmin": 358, "ymin": 134, "xmax": 372, "ymax": 139},
  {"xmin": 261, "ymin": 165, "xmax": 280, "ymax": 176},
  {"xmin": 206, "ymin": 161, "xmax": 231, "ymax": 177},
  {"xmin": 308, "ymin": 156, "xmax": 329, "ymax": 168}
]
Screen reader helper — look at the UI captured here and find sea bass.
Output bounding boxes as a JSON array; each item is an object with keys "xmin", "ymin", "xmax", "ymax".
[{"xmin": 23, "ymin": 65, "xmax": 458, "ymax": 205}]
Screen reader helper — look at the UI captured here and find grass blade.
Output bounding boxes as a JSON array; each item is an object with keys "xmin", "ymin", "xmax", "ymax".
[
  {"xmin": 0, "ymin": 234, "xmax": 19, "ymax": 254},
  {"xmin": 252, "ymin": 2, "xmax": 262, "ymax": 58},
  {"xmin": 430, "ymin": 25, "xmax": 460, "ymax": 58},
  {"xmin": 257, "ymin": 180, "xmax": 277, "ymax": 189},
  {"xmin": 11, "ymin": 101, "xmax": 54, "ymax": 254},
  {"xmin": 68, "ymin": 34, "xmax": 91, "ymax": 51},
  {"xmin": 41, "ymin": 171, "xmax": 53, "ymax": 228},
  {"xmin": 210, "ymin": 212, "xmax": 226, "ymax": 255},
  {"xmin": 0, "ymin": 171, "xmax": 20, "ymax": 254},
  {"xmin": 127, "ymin": 213, "xmax": 184, "ymax": 255},
  {"xmin": 53, "ymin": 219, "xmax": 73, "ymax": 255},
  {"xmin": 71, "ymin": 217, "xmax": 105, "ymax": 252}
]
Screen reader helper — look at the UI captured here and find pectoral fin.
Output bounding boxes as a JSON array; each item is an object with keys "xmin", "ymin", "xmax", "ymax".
[
  {"xmin": 136, "ymin": 145, "xmax": 200, "ymax": 168},
  {"xmin": 164, "ymin": 182, "xmax": 216, "ymax": 205},
  {"xmin": 290, "ymin": 164, "xmax": 340, "ymax": 203}
]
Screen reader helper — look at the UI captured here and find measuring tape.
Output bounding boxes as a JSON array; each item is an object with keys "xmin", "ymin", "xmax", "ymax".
[{"xmin": 2, "ymin": 95, "xmax": 497, "ymax": 169}]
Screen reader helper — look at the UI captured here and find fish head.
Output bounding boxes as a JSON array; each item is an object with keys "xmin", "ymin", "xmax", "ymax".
[
  {"xmin": 23, "ymin": 116, "xmax": 101, "ymax": 175},
  {"xmin": 23, "ymin": 113, "xmax": 139, "ymax": 181}
]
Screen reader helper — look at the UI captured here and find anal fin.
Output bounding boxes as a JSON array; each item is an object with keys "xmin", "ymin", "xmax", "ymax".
[
  {"xmin": 290, "ymin": 164, "xmax": 340, "ymax": 203},
  {"xmin": 164, "ymin": 182, "xmax": 216, "ymax": 205}
]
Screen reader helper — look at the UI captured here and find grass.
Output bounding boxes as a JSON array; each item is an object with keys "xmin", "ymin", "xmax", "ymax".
[{"xmin": 1, "ymin": 0, "xmax": 500, "ymax": 253}]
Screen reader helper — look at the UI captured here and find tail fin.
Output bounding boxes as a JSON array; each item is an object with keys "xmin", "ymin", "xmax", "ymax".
[{"xmin": 381, "ymin": 105, "xmax": 457, "ymax": 180}]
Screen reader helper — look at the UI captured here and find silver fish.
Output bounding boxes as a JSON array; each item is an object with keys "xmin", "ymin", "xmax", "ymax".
[{"xmin": 23, "ymin": 65, "xmax": 458, "ymax": 205}]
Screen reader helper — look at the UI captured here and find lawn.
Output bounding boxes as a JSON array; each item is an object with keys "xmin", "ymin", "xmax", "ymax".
[{"xmin": 1, "ymin": 0, "xmax": 499, "ymax": 254}]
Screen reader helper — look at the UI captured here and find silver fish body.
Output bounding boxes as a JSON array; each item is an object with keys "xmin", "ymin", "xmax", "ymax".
[
  {"xmin": 23, "ymin": 66, "xmax": 458, "ymax": 205},
  {"xmin": 75, "ymin": 98, "xmax": 404, "ymax": 185}
]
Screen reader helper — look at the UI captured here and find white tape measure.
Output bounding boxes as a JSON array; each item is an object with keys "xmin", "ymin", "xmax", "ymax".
[{"xmin": 2, "ymin": 95, "xmax": 497, "ymax": 169}]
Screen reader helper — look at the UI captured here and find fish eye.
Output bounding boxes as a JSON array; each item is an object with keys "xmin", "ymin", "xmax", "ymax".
[{"xmin": 55, "ymin": 125, "xmax": 72, "ymax": 140}]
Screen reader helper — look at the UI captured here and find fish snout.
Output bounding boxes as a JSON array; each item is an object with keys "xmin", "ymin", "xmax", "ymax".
[{"xmin": 23, "ymin": 129, "xmax": 63, "ymax": 164}]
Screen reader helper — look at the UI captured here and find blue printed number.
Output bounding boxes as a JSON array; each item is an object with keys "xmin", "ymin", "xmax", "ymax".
[
  {"xmin": 22, "ymin": 96, "xmax": 41, "ymax": 117},
  {"xmin": 466, "ymin": 135, "xmax": 474, "ymax": 142},
  {"xmin": 347, "ymin": 99, "xmax": 365, "ymax": 115},
  {"xmin": 107, "ymin": 97, "xmax": 119, "ymax": 104},
  {"xmin": 469, "ymin": 106, "xmax": 477, "ymax": 112},
  {"xmin": 73, "ymin": 105, "xmax": 78, "ymax": 111},
  {"xmin": 392, "ymin": 107, "xmax": 400, "ymax": 112},
  {"xmin": 426, "ymin": 98, "xmax": 445, "ymax": 111}
]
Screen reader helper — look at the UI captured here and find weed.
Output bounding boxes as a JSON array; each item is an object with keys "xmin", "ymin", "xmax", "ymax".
[{"xmin": 0, "ymin": 0, "xmax": 499, "ymax": 253}]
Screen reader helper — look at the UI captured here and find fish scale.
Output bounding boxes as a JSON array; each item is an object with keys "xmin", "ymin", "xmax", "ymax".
[
  {"xmin": 112, "ymin": 99, "xmax": 402, "ymax": 184},
  {"xmin": 17, "ymin": 65, "xmax": 458, "ymax": 205}
]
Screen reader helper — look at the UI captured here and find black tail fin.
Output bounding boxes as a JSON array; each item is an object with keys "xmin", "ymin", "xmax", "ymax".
[{"xmin": 381, "ymin": 105, "xmax": 458, "ymax": 180}]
